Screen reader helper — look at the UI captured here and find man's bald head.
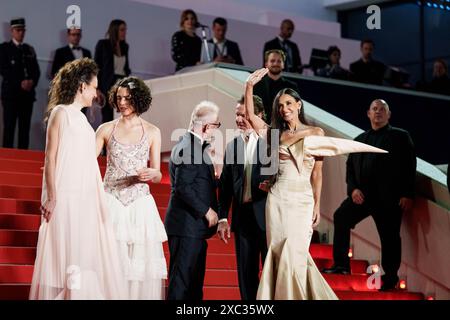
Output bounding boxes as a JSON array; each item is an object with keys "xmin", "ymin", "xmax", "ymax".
[{"xmin": 367, "ymin": 99, "xmax": 391, "ymax": 130}]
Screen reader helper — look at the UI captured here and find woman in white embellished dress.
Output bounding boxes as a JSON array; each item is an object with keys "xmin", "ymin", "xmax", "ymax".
[
  {"xmin": 245, "ymin": 68, "xmax": 387, "ymax": 300},
  {"xmin": 96, "ymin": 77, "xmax": 167, "ymax": 300}
]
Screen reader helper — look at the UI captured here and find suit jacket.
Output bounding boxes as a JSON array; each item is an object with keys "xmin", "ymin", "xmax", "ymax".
[
  {"xmin": 51, "ymin": 45, "xmax": 91, "ymax": 77},
  {"xmin": 263, "ymin": 37, "xmax": 302, "ymax": 73},
  {"xmin": 165, "ymin": 132, "xmax": 219, "ymax": 239},
  {"xmin": 219, "ymin": 135, "xmax": 269, "ymax": 232},
  {"xmin": 94, "ymin": 39, "xmax": 131, "ymax": 93},
  {"xmin": 346, "ymin": 125, "xmax": 416, "ymax": 205},
  {"xmin": 0, "ymin": 41, "xmax": 40, "ymax": 101},
  {"xmin": 205, "ymin": 39, "xmax": 243, "ymax": 65}
]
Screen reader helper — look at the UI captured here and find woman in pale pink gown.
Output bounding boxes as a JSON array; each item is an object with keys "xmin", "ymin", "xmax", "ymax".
[
  {"xmin": 96, "ymin": 77, "xmax": 167, "ymax": 300},
  {"xmin": 29, "ymin": 58, "xmax": 127, "ymax": 300}
]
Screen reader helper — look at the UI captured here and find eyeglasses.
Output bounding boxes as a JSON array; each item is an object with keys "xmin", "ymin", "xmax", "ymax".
[
  {"xmin": 69, "ymin": 33, "xmax": 82, "ymax": 37},
  {"xmin": 204, "ymin": 122, "xmax": 221, "ymax": 130}
]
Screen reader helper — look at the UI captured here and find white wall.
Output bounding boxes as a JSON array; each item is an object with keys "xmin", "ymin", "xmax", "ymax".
[
  {"xmin": 133, "ymin": 0, "xmax": 340, "ymax": 36},
  {"xmin": 0, "ymin": 0, "xmax": 361, "ymax": 150}
]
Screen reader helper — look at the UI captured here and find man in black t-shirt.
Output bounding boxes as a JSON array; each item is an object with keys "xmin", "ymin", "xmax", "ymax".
[
  {"xmin": 323, "ymin": 99, "xmax": 416, "ymax": 292},
  {"xmin": 253, "ymin": 49, "xmax": 299, "ymax": 123},
  {"xmin": 350, "ymin": 39, "xmax": 386, "ymax": 85}
]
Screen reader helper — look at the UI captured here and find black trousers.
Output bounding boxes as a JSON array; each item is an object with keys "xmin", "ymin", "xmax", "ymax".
[
  {"xmin": 167, "ymin": 235, "xmax": 208, "ymax": 300},
  {"xmin": 332, "ymin": 197, "xmax": 403, "ymax": 283},
  {"xmin": 234, "ymin": 203, "xmax": 268, "ymax": 300},
  {"xmin": 2, "ymin": 98, "xmax": 34, "ymax": 149}
]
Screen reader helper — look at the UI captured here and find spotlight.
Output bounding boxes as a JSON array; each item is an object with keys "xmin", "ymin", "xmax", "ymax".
[
  {"xmin": 426, "ymin": 296, "xmax": 434, "ymax": 300},
  {"xmin": 372, "ymin": 264, "xmax": 380, "ymax": 273},
  {"xmin": 348, "ymin": 248, "xmax": 353, "ymax": 258},
  {"xmin": 399, "ymin": 280, "xmax": 407, "ymax": 290}
]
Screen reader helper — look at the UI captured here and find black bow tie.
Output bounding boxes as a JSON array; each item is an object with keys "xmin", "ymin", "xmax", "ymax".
[{"xmin": 72, "ymin": 46, "xmax": 81, "ymax": 51}]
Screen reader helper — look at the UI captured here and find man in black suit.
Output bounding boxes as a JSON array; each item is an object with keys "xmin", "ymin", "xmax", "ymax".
[
  {"xmin": 263, "ymin": 19, "xmax": 302, "ymax": 73},
  {"xmin": 253, "ymin": 50, "xmax": 299, "ymax": 122},
  {"xmin": 165, "ymin": 101, "xmax": 221, "ymax": 300},
  {"xmin": 0, "ymin": 18, "xmax": 40, "ymax": 149},
  {"xmin": 218, "ymin": 95, "xmax": 268, "ymax": 300},
  {"xmin": 323, "ymin": 99, "xmax": 416, "ymax": 292},
  {"xmin": 201, "ymin": 17, "xmax": 243, "ymax": 65},
  {"xmin": 349, "ymin": 39, "xmax": 386, "ymax": 85},
  {"xmin": 51, "ymin": 27, "xmax": 91, "ymax": 78}
]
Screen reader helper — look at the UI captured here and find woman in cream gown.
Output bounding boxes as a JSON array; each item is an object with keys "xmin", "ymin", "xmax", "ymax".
[{"xmin": 245, "ymin": 68, "xmax": 386, "ymax": 300}]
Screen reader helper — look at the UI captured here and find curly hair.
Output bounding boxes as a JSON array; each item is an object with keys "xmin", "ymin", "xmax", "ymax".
[
  {"xmin": 108, "ymin": 76, "xmax": 152, "ymax": 115},
  {"xmin": 45, "ymin": 58, "xmax": 98, "ymax": 122}
]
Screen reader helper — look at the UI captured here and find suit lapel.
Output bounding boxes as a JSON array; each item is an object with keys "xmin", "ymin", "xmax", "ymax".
[{"xmin": 65, "ymin": 46, "xmax": 75, "ymax": 60}]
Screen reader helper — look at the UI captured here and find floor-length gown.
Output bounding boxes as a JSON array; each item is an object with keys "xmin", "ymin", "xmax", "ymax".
[
  {"xmin": 29, "ymin": 104, "xmax": 127, "ymax": 300},
  {"xmin": 103, "ymin": 118, "xmax": 167, "ymax": 300},
  {"xmin": 257, "ymin": 135, "xmax": 387, "ymax": 300}
]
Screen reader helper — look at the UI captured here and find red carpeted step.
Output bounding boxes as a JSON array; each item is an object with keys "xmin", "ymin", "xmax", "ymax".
[
  {"xmin": 203, "ymin": 286, "xmax": 240, "ymax": 300},
  {"xmin": 0, "ymin": 172, "xmax": 42, "ymax": 187},
  {"xmin": 0, "ymin": 265, "xmax": 34, "ymax": 284},
  {"xmin": 309, "ymin": 243, "xmax": 333, "ymax": 260},
  {"xmin": 323, "ymin": 273, "xmax": 375, "ymax": 292},
  {"xmin": 0, "ymin": 214, "xmax": 40, "ymax": 230},
  {"xmin": 0, "ymin": 148, "xmax": 44, "ymax": 161},
  {"xmin": 0, "ymin": 284, "xmax": 31, "ymax": 300},
  {"xmin": 150, "ymin": 194, "xmax": 171, "ymax": 207},
  {"xmin": 0, "ymin": 230, "xmax": 38, "ymax": 247},
  {"xmin": 0, "ymin": 159, "xmax": 44, "ymax": 174},
  {"xmin": 0, "ymin": 186, "xmax": 41, "ymax": 200},
  {"xmin": 335, "ymin": 290, "xmax": 424, "ymax": 300},
  {"xmin": 205, "ymin": 270, "xmax": 239, "ymax": 287},
  {"xmin": 0, "ymin": 247, "xmax": 36, "ymax": 265},
  {"xmin": 0, "ymin": 198, "xmax": 40, "ymax": 215}
]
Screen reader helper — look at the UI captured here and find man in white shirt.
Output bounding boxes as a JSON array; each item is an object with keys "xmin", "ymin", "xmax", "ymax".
[
  {"xmin": 218, "ymin": 95, "xmax": 269, "ymax": 300},
  {"xmin": 201, "ymin": 17, "xmax": 243, "ymax": 65}
]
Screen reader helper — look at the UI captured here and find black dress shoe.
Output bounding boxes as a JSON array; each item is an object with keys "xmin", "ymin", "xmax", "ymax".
[
  {"xmin": 379, "ymin": 281, "xmax": 397, "ymax": 291},
  {"xmin": 322, "ymin": 265, "xmax": 351, "ymax": 275}
]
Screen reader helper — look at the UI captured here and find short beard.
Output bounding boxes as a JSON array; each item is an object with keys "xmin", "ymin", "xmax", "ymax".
[{"xmin": 269, "ymin": 68, "xmax": 282, "ymax": 76}]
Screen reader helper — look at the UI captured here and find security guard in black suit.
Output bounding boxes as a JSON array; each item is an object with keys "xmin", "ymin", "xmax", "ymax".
[{"xmin": 0, "ymin": 18, "xmax": 40, "ymax": 149}]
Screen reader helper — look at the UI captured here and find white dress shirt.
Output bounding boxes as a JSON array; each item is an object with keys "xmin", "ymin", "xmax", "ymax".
[{"xmin": 69, "ymin": 43, "xmax": 83, "ymax": 60}]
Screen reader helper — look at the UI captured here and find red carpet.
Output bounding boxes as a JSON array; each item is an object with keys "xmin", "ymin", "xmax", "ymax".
[{"xmin": 0, "ymin": 148, "xmax": 424, "ymax": 300}]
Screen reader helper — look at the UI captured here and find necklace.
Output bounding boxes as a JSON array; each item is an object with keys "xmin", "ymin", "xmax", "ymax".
[{"xmin": 287, "ymin": 124, "xmax": 307, "ymax": 134}]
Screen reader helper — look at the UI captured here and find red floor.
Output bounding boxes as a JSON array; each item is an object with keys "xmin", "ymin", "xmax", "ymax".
[{"xmin": 0, "ymin": 148, "xmax": 423, "ymax": 300}]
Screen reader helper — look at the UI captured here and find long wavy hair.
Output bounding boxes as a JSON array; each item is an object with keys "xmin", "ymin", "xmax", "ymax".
[
  {"xmin": 45, "ymin": 58, "xmax": 98, "ymax": 122},
  {"xmin": 266, "ymin": 88, "xmax": 308, "ymax": 184},
  {"xmin": 106, "ymin": 19, "xmax": 126, "ymax": 55},
  {"xmin": 270, "ymin": 87, "xmax": 307, "ymax": 133}
]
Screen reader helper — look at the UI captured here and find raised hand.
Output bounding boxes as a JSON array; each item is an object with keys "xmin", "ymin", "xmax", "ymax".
[{"xmin": 246, "ymin": 68, "xmax": 269, "ymax": 87}]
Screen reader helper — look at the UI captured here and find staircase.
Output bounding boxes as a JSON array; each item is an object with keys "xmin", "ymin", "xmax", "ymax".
[{"xmin": 0, "ymin": 148, "xmax": 424, "ymax": 300}]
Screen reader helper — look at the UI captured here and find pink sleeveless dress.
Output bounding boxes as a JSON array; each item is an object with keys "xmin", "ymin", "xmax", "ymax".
[
  {"xmin": 29, "ymin": 104, "xmax": 127, "ymax": 300},
  {"xmin": 104, "ymin": 118, "xmax": 167, "ymax": 300}
]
